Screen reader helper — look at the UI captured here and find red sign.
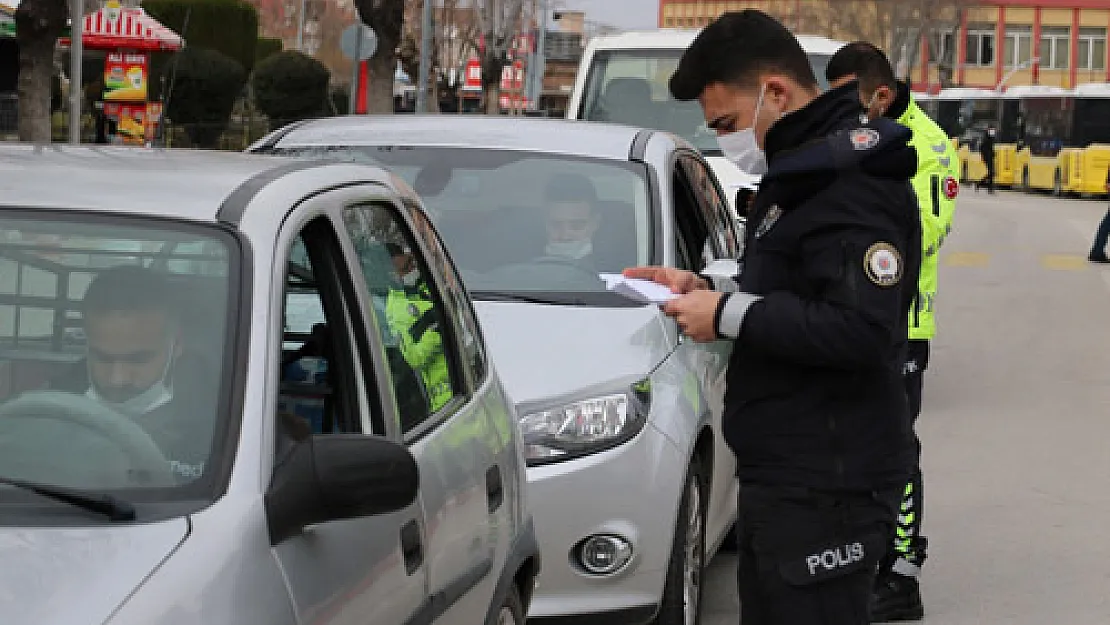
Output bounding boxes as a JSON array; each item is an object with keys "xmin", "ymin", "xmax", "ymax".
[
  {"xmin": 500, "ymin": 60, "xmax": 525, "ymax": 92},
  {"xmin": 464, "ymin": 58, "xmax": 482, "ymax": 91},
  {"xmin": 103, "ymin": 52, "xmax": 148, "ymax": 102},
  {"xmin": 943, "ymin": 176, "xmax": 959, "ymax": 200}
]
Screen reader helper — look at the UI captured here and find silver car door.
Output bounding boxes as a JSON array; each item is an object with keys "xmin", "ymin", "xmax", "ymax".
[
  {"xmin": 268, "ymin": 204, "xmax": 430, "ymax": 625},
  {"xmin": 672, "ymin": 153, "xmax": 739, "ymax": 550},
  {"xmin": 338, "ymin": 199, "xmax": 503, "ymax": 622}
]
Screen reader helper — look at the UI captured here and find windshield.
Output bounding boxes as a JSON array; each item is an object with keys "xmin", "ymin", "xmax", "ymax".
[
  {"xmin": 0, "ymin": 214, "xmax": 235, "ymax": 502},
  {"xmin": 578, "ymin": 49, "xmax": 832, "ymax": 154},
  {"xmin": 270, "ymin": 146, "xmax": 654, "ymax": 303}
]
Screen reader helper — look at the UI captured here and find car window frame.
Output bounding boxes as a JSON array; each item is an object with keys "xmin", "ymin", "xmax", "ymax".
[
  {"xmin": 331, "ymin": 194, "xmax": 471, "ymax": 443},
  {"xmin": 678, "ymin": 150, "xmax": 742, "ymax": 260},
  {"xmin": 400, "ymin": 197, "xmax": 489, "ymax": 394},
  {"xmin": 0, "ymin": 209, "xmax": 249, "ymax": 513},
  {"xmin": 274, "ymin": 214, "xmax": 382, "ymax": 440},
  {"xmin": 667, "ymin": 150, "xmax": 716, "ymax": 272}
]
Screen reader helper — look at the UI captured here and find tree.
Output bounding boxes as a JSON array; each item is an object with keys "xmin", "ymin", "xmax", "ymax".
[
  {"xmin": 164, "ymin": 47, "xmax": 246, "ymax": 148},
  {"xmin": 252, "ymin": 50, "xmax": 331, "ymax": 129},
  {"xmin": 142, "ymin": 0, "xmax": 260, "ymax": 73},
  {"xmin": 15, "ymin": 0, "xmax": 67, "ymax": 142},
  {"xmin": 256, "ymin": 37, "xmax": 283, "ymax": 66},
  {"xmin": 351, "ymin": 0, "xmax": 404, "ymax": 114},
  {"xmin": 471, "ymin": 0, "xmax": 526, "ymax": 114}
]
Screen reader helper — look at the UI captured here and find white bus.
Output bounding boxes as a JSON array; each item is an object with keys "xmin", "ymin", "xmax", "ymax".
[{"xmin": 567, "ymin": 28, "xmax": 846, "ymax": 216}]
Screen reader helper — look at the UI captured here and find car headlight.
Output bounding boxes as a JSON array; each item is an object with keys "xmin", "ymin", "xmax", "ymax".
[{"xmin": 518, "ymin": 380, "xmax": 651, "ymax": 465}]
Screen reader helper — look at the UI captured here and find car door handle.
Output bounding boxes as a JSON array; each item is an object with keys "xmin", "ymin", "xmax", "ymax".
[
  {"xmin": 400, "ymin": 519, "xmax": 423, "ymax": 575},
  {"xmin": 485, "ymin": 465, "xmax": 503, "ymax": 514}
]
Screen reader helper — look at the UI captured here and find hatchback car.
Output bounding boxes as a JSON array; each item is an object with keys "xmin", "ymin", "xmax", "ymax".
[
  {"xmin": 0, "ymin": 145, "xmax": 537, "ymax": 625},
  {"xmin": 250, "ymin": 115, "xmax": 742, "ymax": 625}
]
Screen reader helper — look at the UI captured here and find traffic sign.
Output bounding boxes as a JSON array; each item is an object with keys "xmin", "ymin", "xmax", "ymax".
[{"xmin": 341, "ymin": 23, "xmax": 378, "ymax": 61}]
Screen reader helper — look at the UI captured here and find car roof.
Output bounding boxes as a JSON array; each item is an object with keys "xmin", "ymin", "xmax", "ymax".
[
  {"xmin": 266, "ymin": 115, "xmax": 651, "ymax": 162},
  {"xmin": 584, "ymin": 28, "xmax": 846, "ymax": 55},
  {"xmin": 0, "ymin": 144, "xmax": 321, "ymax": 222}
]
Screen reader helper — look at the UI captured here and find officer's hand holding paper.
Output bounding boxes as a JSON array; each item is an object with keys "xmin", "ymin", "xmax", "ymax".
[{"xmin": 616, "ymin": 267, "xmax": 724, "ymax": 343}]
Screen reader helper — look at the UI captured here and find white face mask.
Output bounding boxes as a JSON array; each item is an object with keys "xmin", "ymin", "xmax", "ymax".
[
  {"xmin": 86, "ymin": 338, "xmax": 175, "ymax": 418},
  {"xmin": 717, "ymin": 84, "xmax": 769, "ymax": 176},
  {"xmin": 401, "ymin": 269, "xmax": 420, "ymax": 288},
  {"xmin": 546, "ymin": 240, "xmax": 593, "ymax": 259}
]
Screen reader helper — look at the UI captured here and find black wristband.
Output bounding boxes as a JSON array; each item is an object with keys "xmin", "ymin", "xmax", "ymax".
[{"xmin": 712, "ymin": 293, "xmax": 730, "ymax": 340}]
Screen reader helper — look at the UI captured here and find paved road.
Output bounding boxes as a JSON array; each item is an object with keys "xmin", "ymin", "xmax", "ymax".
[{"xmin": 702, "ymin": 189, "xmax": 1110, "ymax": 625}]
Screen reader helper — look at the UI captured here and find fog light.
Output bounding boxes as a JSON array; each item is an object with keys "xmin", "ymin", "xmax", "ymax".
[{"xmin": 576, "ymin": 535, "xmax": 633, "ymax": 575}]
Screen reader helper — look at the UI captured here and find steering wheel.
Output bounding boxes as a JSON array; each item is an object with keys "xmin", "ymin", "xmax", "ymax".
[{"xmin": 0, "ymin": 391, "xmax": 175, "ymax": 487}]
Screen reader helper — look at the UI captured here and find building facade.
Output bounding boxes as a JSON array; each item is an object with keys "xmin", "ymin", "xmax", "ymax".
[{"xmin": 657, "ymin": 0, "xmax": 1110, "ymax": 90}]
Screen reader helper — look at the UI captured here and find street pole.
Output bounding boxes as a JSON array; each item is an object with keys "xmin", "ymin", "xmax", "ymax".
[
  {"xmin": 297, "ymin": 0, "xmax": 307, "ymax": 52},
  {"xmin": 416, "ymin": 0, "xmax": 433, "ymax": 113},
  {"xmin": 349, "ymin": 34, "xmax": 362, "ymax": 115},
  {"xmin": 68, "ymin": 0, "xmax": 83, "ymax": 144},
  {"xmin": 533, "ymin": 0, "xmax": 547, "ymax": 115}
]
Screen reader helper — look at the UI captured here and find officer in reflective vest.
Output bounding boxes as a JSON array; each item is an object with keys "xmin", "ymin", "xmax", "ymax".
[
  {"xmin": 827, "ymin": 41, "xmax": 960, "ymax": 623},
  {"xmin": 386, "ymin": 243, "xmax": 452, "ymax": 413}
]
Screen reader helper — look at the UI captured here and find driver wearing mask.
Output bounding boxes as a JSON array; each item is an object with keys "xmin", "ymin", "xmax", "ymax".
[
  {"xmin": 54, "ymin": 265, "xmax": 212, "ymax": 482},
  {"xmin": 542, "ymin": 173, "xmax": 601, "ymax": 265}
]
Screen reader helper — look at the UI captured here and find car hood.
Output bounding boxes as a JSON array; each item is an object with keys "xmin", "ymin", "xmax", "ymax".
[
  {"xmin": 473, "ymin": 301, "xmax": 675, "ymax": 408},
  {"xmin": 0, "ymin": 518, "xmax": 189, "ymax": 625}
]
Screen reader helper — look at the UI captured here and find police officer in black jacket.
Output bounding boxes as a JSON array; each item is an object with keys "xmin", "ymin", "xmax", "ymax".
[{"xmin": 625, "ymin": 10, "xmax": 921, "ymax": 624}]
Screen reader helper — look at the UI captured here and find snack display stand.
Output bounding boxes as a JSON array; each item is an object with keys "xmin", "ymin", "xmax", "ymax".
[{"xmin": 58, "ymin": 0, "xmax": 183, "ymax": 146}]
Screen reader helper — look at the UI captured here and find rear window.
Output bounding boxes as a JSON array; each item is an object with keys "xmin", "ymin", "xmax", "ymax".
[{"xmin": 578, "ymin": 49, "xmax": 832, "ymax": 154}]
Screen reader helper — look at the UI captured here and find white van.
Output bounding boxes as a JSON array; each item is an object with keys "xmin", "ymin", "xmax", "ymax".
[{"xmin": 567, "ymin": 29, "xmax": 846, "ymax": 217}]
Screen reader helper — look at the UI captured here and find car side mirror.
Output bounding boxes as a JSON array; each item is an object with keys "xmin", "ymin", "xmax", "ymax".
[{"xmin": 265, "ymin": 434, "xmax": 419, "ymax": 545}]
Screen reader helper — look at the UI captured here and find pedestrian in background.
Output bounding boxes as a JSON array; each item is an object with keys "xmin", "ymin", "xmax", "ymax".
[
  {"xmin": 1088, "ymin": 169, "xmax": 1110, "ymax": 263},
  {"xmin": 826, "ymin": 41, "xmax": 961, "ymax": 622},
  {"xmin": 977, "ymin": 126, "xmax": 996, "ymax": 194},
  {"xmin": 625, "ymin": 10, "xmax": 921, "ymax": 624}
]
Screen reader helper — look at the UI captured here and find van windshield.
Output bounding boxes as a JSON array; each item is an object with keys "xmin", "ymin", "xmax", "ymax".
[
  {"xmin": 578, "ymin": 49, "xmax": 832, "ymax": 154},
  {"xmin": 0, "ymin": 213, "xmax": 237, "ymax": 504}
]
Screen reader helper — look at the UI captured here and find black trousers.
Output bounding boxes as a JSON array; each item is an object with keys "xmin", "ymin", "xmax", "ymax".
[
  {"xmin": 736, "ymin": 484, "xmax": 902, "ymax": 624},
  {"xmin": 885, "ymin": 339, "xmax": 930, "ymax": 572}
]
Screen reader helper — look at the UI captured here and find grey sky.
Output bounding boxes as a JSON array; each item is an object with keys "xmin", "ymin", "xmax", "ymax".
[{"xmin": 554, "ymin": 0, "xmax": 660, "ymax": 32}]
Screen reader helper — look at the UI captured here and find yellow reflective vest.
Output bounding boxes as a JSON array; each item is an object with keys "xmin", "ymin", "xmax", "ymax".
[{"xmin": 897, "ymin": 96, "xmax": 959, "ymax": 340}]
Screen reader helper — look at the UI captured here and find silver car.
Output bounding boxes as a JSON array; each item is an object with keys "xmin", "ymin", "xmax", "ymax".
[
  {"xmin": 250, "ymin": 116, "xmax": 742, "ymax": 625},
  {"xmin": 0, "ymin": 145, "xmax": 538, "ymax": 625}
]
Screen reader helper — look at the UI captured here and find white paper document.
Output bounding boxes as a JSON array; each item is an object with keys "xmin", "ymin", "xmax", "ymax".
[{"xmin": 599, "ymin": 273, "xmax": 679, "ymax": 305}]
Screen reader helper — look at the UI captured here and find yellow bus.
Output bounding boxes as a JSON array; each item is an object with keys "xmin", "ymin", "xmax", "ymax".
[{"xmin": 918, "ymin": 85, "xmax": 1110, "ymax": 197}]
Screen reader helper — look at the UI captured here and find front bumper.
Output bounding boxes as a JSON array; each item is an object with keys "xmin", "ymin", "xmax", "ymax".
[{"xmin": 524, "ymin": 421, "xmax": 687, "ymax": 622}]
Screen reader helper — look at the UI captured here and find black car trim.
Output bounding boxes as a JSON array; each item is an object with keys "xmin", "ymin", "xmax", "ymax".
[
  {"xmin": 216, "ymin": 160, "xmax": 330, "ymax": 226},
  {"xmin": 481, "ymin": 517, "xmax": 542, "ymax": 625}
]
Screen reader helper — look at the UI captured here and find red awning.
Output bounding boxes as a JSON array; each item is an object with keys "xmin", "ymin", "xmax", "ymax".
[{"xmin": 59, "ymin": 5, "xmax": 184, "ymax": 52}]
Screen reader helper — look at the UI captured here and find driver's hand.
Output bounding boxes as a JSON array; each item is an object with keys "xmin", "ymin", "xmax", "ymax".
[{"xmin": 623, "ymin": 266, "xmax": 708, "ymax": 294}]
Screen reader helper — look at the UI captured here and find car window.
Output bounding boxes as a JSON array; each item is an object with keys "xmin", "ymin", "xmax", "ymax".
[
  {"xmin": 671, "ymin": 160, "xmax": 713, "ymax": 272},
  {"xmin": 278, "ymin": 220, "xmax": 383, "ymax": 448},
  {"xmin": 405, "ymin": 199, "xmax": 487, "ymax": 388},
  {"xmin": 0, "ymin": 215, "xmax": 235, "ymax": 494},
  {"xmin": 267, "ymin": 146, "xmax": 654, "ymax": 306},
  {"xmin": 338, "ymin": 203, "xmax": 463, "ymax": 436},
  {"xmin": 577, "ymin": 49, "xmax": 832, "ymax": 154},
  {"xmin": 680, "ymin": 154, "xmax": 740, "ymax": 259}
]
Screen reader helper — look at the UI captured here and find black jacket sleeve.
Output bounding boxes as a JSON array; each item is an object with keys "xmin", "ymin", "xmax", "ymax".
[{"xmin": 739, "ymin": 219, "xmax": 912, "ymax": 370}]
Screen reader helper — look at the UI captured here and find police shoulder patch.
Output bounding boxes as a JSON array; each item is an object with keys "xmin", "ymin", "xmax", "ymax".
[
  {"xmin": 863, "ymin": 242, "xmax": 903, "ymax": 287},
  {"xmin": 850, "ymin": 128, "xmax": 881, "ymax": 151}
]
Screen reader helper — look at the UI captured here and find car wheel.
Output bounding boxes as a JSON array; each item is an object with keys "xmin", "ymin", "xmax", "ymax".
[
  {"xmin": 653, "ymin": 459, "xmax": 706, "ymax": 625},
  {"xmin": 495, "ymin": 584, "xmax": 525, "ymax": 625}
]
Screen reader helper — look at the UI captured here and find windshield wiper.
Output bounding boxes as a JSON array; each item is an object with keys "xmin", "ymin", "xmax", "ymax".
[
  {"xmin": 469, "ymin": 291, "xmax": 578, "ymax": 306},
  {"xmin": 0, "ymin": 476, "xmax": 136, "ymax": 521}
]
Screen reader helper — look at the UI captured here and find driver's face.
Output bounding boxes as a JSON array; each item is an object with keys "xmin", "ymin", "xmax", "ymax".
[
  {"xmin": 86, "ymin": 311, "xmax": 178, "ymax": 403},
  {"xmin": 546, "ymin": 202, "xmax": 598, "ymax": 244}
]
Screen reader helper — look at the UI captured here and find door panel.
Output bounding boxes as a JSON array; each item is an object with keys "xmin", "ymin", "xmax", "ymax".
[
  {"xmin": 269, "ymin": 210, "xmax": 428, "ymax": 625},
  {"xmin": 339, "ymin": 201, "xmax": 502, "ymax": 622}
]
